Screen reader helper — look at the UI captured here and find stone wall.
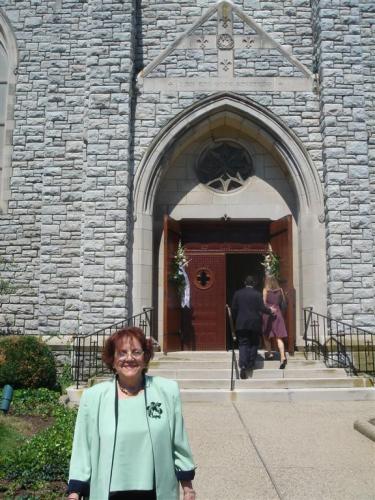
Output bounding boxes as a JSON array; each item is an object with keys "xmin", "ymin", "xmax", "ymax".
[
  {"xmin": 312, "ymin": 0, "xmax": 374, "ymax": 326},
  {"xmin": 134, "ymin": 0, "xmax": 320, "ymax": 169},
  {"xmin": 0, "ymin": 0, "xmax": 373, "ymax": 335},
  {"xmin": 0, "ymin": 0, "xmax": 56, "ymax": 333},
  {"xmin": 83, "ymin": 0, "xmax": 136, "ymax": 334},
  {"xmin": 0, "ymin": 0, "xmax": 136, "ymax": 335},
  {"xmin": 360, "ymin": 0, "xmax": 375, "ymax": 296},
  {"xmin": 39, "ymin": 0, "xmax": 86, "ymax": 337}
]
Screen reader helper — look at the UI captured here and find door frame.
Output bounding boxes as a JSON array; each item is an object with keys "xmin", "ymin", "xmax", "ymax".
[{"xmin": 163, "ymin": 217, "xmax": 295, "ymax": 352}]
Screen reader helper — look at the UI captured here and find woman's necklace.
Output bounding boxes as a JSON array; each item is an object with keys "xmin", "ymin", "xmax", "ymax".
[{"xmin": 117, "ymin": 379, "xmax": 144, "ymax": 397}]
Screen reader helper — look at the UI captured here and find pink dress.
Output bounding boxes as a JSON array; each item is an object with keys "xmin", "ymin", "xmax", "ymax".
[{"xmin": 263, "ymin": 289, "xmax": 287, "ymax": 339}]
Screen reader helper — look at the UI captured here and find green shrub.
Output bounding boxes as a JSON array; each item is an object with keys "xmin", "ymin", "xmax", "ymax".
[
  {"xmin": 9, "ymin": 388, "xmax": 61, "ymax": 417},
  {"xmin": 1, "ymin": 405, "xmax": 77, "ymax": 488},
  {"xmin": 0, "ymin": 336, "xmax": 57, "ymax": 389},
  {"xmin": 57, "ymin": 363, "xmax": 74, "ymax": 393},
  {"xmin": 0, "ymin": 387, "xmax": 77, "ymax": 490}
]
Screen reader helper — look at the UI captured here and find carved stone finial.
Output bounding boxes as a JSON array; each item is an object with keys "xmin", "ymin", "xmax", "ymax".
[
  {"xmin": 217, "ymin": 34, "xmax": 234, "ymax": 50},
  {"xmin": 220, "ymin": 15, "xmax": 231, "ymax": 28}
]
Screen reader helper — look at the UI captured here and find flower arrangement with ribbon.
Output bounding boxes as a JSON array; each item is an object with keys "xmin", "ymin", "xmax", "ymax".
[
  {"xmin": 261, "ymin": 251, "xmax": 280, "ymax": 279},
  {"xmin": 169, "ymin": 241, "xmax": 190, "ymax": 307}
]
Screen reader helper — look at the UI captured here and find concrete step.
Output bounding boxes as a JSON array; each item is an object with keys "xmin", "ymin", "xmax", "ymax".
[
  {"xmin": 148, "ymin": 368, "xmax": 348, "ymax": 379},
  {"xmin": 68, "ymin": 372, "xmax": 374, "ymax": 405},
  {"xmin": 150, "ymin": 359, "xmax": 326, "ymax": 370},
  {"xmin": 66, "ymin": 349, "xmax": 374, "ymax": 405},
  {"xmin": 180, "ymin": 387, "xmax": 375, "ymax": 402},
  {"xmin": 176, "ymin": 377, "xmax": 372, "ymax": 390},
  {"xmin": 67, "ymin": 379, "xmax": 374, "ymax": 405},
  {"xmin": 153, "ymin": 350, "xmax": 307, "ymax": 361}
]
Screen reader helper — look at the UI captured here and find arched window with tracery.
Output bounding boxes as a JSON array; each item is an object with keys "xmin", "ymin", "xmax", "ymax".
[
  {"xmin": 195, "ymin": 140, "xmax": 254, "ymax": 193},
  {"xmin": 0, "ymin": 13, "xmax": 17, "ymax": 213}
]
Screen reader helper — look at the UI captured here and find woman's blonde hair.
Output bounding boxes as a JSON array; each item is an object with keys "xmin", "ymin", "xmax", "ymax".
[{"xmin": 264, "ymin": 275, "xmax": 280, "ymax": 290}]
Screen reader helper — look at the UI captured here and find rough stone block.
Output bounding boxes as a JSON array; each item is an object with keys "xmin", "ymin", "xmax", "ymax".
[{"xmin": 60, "ymin": 319, "xmax": 79, "ymax": 335}]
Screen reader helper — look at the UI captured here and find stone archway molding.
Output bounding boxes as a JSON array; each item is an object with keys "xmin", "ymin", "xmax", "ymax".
[
  {"xmin": 0, "ymin": 9, "xmax": 19, "ymax": 212},
  {"xmin": 134, "ymin": 92, "xmax": 324, "ymax": 219},
  {"xmin": 0, "ymin": 9, "xmax": 19, "ymax": 67},
  {"xmin": 132, "ymin": 93, "xmax": 327, "ymax": 331}
]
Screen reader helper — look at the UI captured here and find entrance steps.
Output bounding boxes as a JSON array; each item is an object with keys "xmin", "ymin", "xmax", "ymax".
[
  {"xmin": 67, "ymin": 350, "xmax": 374, "ymax": 405},
  {"xmin": 148, "ymin": 350, "xmax": 375, "ymax": 402}
]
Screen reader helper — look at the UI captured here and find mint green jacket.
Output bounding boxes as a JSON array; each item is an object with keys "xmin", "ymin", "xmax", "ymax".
[{"xmin": 68, "ymin": 376, "xmax": 195, "ymax": 500}]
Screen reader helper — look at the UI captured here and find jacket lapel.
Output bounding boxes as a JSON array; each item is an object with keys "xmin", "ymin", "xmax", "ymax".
[{"xmin": 144, "ymin": 376, "xmax": 177, "ymax": 499}]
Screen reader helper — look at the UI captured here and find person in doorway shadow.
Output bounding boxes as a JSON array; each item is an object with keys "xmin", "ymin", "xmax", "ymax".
[
  {"xmin": 262, "ymin": 276, "xmax": 288, "ymax": 369},
  {"xmin": 231, "ymin": 275, "xmax": 275, "ymax": 379}
]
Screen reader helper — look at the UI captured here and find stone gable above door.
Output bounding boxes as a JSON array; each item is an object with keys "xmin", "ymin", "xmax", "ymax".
[{"xmin": 138, "ymin": 0, "xmax": 314, "ymax": 93}]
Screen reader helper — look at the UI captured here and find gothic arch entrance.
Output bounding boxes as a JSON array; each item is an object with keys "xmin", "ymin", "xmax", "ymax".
[{"xmin": 133, "ymin": 93, "xmax": 326, "ymax": 351}]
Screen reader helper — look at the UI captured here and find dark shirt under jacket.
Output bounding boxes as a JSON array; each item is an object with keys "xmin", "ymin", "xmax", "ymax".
[{"xmin": 231, "ymin": 286, "xmax": 273, "ymax": 333}]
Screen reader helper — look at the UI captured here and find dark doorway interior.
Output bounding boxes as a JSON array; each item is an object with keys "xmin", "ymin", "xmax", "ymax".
[{"xmin": 226, "ymin": 253, "xmax": 264, "ymax": 348}]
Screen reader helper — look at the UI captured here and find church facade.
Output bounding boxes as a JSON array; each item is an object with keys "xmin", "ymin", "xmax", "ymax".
[{"xmin": 0, "ymin": 0, "xmax": 374, "ymax": 349}]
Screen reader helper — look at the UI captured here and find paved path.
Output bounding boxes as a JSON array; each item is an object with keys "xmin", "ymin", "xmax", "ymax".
[{"xmin": 182, "ymin": 400, "xmax": 375, "ymax": 500}]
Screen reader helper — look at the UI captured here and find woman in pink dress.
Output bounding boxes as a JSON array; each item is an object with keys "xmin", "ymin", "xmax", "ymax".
[{"xmin": 262, "ymin": 276, "xmax": 288, "ymax": 369}]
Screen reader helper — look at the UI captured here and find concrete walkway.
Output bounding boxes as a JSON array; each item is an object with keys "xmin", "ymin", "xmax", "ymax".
[{"xmin": 182, "ymin": 400, "xmax": 375, "ymax": 500}]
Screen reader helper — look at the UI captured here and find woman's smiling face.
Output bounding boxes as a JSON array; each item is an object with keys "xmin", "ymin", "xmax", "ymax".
[{"xmin": 114, "ymin": 335, "xmax": 145, "ymax": 382}]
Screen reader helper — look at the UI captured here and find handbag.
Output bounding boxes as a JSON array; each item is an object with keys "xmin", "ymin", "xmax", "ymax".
[{"xmin": 280, "ymin": 290, "xmax": 288, "ymax": 312}]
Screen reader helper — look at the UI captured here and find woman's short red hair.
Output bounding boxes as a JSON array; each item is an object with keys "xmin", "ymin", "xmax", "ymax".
[{"xmin": 102, "ymin": 326, "xmax": 154, "ymax": 372}]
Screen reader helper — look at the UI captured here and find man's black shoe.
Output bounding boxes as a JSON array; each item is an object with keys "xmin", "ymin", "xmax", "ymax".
[{"xmin": 240, "ymin": 368, "xmax": 248, "ymax": 379}]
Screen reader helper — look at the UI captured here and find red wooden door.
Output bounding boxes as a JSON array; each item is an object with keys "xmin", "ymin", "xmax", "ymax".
[
  {"xmin": 163, "ymin": 215, "xmax": 182, "ymax": 352},
  {"xmin": 269, "ymin": 215, "xmax": 295, "ymax": 354},
  {"xmin": 184, "ymin": 252, "xmax": 226, "ymax": 350}
]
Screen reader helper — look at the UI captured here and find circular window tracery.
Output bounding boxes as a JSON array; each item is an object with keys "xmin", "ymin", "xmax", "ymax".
[
  {"xmin": 194, "ymin": 267, "xmax": 215, "ymax": 290},
  {"xmin": 196, "ymin": 141, "xmax": 253, "ymax": 193}
]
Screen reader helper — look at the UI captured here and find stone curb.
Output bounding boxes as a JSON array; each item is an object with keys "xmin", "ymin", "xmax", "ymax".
[{"xmin": 353, "ymin": 419, "xmax": 375, "ymax": 442}]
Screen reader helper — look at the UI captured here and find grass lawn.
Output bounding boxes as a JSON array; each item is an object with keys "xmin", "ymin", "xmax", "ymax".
[
  {"xmin": 0, "ymin": 414, "xmax": 27, "ymax": 457},
  {"xmin": 0, "ymin": 412, "xmax": 50, "ymax": 458}
]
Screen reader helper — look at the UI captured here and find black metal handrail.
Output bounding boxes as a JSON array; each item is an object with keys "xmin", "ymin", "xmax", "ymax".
[
  {"xmin": 226, "ymin": 304, "xmax": 239, "ymax": 390},
  {"xmin": 303, "ymin": 307, "xmax": 374, "ymax": 381},
  {"xmin": 72, "ymin": 307, "xmax": 154, "ymax": 388}
]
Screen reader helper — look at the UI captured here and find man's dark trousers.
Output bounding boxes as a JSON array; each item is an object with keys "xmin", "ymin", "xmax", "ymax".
[
  {"xmin": 237, "ymin": 329, "xmax": 260, "ymax": 370},
  {"xmin": 232, "ymin": 284, "xmax": 273, "ymax": 372}
]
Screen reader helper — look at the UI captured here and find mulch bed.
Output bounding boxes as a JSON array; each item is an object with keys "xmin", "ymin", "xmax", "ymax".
[
  {"xmin": 14, "ymin": 414, "xmax": 54, "ymax": 435},
  {"xmin": 0, "ymin": 480, "xmax": 67, "ymax": 497}
]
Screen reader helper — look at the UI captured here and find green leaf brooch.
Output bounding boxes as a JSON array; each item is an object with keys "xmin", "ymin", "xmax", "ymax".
[{"xmin": 147, "ymin": 402, "xmax": 163, "ymax": 419}]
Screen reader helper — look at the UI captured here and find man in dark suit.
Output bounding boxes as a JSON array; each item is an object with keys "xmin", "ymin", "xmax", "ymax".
[{"xmin": 231, "ymin": 275, "xmax": 274, "ymax": 379}]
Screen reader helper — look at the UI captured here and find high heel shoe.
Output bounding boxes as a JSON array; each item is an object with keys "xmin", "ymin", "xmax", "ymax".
[{"xmin": 279, "ymin": 359, "xmax": 287, "ymax": 369}]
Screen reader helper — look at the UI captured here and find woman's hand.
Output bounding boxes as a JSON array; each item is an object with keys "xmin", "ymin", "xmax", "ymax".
[
  {"xmin": 183, "ymin": 489, "xmax": 196, "ymax": 500},
  {"xmin": 181, "ymin": 480, "xmax": 196, "ymax": 499}
]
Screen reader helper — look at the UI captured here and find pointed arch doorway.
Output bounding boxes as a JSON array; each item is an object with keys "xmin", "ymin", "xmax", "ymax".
[
  {"xmin": 133, "ymin": 94, "xmax": 326, "ymax": 353},
  {"xmin": 164, "ymin": 214, "xmax": 295, "ymax": 353}
]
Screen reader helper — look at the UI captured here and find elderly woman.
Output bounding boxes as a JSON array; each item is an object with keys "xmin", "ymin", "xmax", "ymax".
[{"xmin": 67, "ymin": 326, "xmax": 196, "ymax": 500}]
